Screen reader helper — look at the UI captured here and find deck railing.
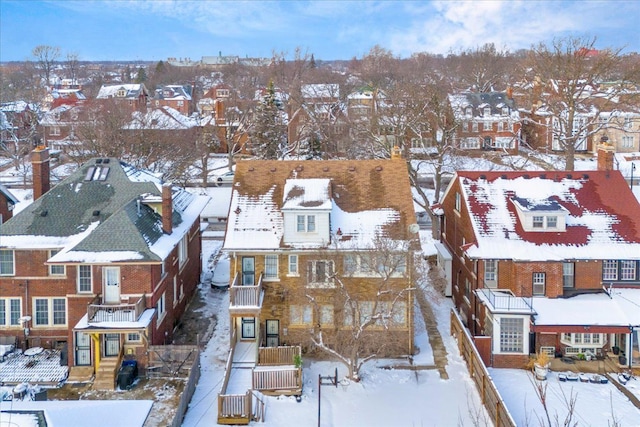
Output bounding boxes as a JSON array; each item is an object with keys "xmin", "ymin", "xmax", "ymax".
[
  {"xmin": 253, "ymin": 366, "xmax": 301, "ymax": 393},
  {"xmin": 258, "ymin": 346, "xmax": 301, "ymax": 366},
  {"xmin": 88, "ymin": 294, "xmax": 146, "ymax": 322},
  {"xmin": 229, "ymin": 273, "xmax": 263, "ymax": 309},
  {"xmin": 218, "ymin": 392, "xmax": 251, "ymax": 419}
]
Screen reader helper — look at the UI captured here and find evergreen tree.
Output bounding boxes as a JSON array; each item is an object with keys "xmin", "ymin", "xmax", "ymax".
[
  {"xmin": 135, "ymin": 67, "xmax": 147, "ymax": 83},
  {"xmin": 250, "ymin": 81, "xmax": 288, "ymax": 159}
]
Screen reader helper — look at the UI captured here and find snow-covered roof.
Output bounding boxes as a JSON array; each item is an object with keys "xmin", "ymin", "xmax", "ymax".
[
  {"xmin": 97, "ymin": 83, "xmax": 148, "ymax": 99},
  {"xmin": 302, "ymin": 84, "xmax": 339, "ymax": 99},
  {"xmin": 125, "ymin": 106, "xmax": 199, "ymax": 130},
  {"xmin": 224, "ymin": 159, "xmax": 417, "ymax": 251},
  {"xmin": 0, "ymin": 156, "xmax": 210, "ymax": 263},
  {"xmin": 451, "ymin": 170, "xmax": 640, "ymax": 260}
]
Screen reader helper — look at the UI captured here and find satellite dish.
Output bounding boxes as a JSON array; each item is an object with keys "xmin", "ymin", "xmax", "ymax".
[{"xmin": 408, "ymin": 223, "xmax": 420, "ymax": 234}]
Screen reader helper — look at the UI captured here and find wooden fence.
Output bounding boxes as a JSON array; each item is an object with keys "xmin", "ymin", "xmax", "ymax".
[
  {"xmin": 258, "ymin": 346, "xmax": 300, "ymax": 366},
  {"xmin": 169, "ymin": 346, "xmax": 201, "ymax": 427},
  {"xmin": 147, "ymin": 345, "xmax": 199, "ymax": 377},
  {"xmin": 450, "ymin": 309, "xmax": 517, "ymax": 427},
  {"xmin": 253, "ymin": 366, "xmax": 301, "ymax": 394}
]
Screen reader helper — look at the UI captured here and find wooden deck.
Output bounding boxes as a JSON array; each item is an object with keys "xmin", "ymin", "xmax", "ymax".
[{"xmin": 229, "ymin": 273, "xmax": 264, "ymax": 316}]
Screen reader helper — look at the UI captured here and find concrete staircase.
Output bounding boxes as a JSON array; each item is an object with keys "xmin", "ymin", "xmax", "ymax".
[
  {"xmin": 93, "ymin": 358, "xmax": 120, "ymax": 390},
  {"xmin": 67, "ymin": 366, "xmax": 94, "ymax": 383}
]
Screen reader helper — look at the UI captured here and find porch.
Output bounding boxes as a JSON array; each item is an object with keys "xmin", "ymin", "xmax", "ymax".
[
  {"xmin": 229, "ymin": 273, "xmax": 264, "ymax": 316},
  {"xmin": 87, "ymin": 294, "xmax": 146, "ymax": 323},
  {"xmin": 217, "ymin": 341, "xmax": 302, "ymax": 425}
]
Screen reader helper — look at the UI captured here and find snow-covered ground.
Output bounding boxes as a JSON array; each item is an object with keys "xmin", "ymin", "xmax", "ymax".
[{"xmin": 489, "ymin": 369, "xmax": 640, "ymax": 427}]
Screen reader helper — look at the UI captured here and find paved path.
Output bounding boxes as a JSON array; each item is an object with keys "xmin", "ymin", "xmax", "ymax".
[{"xmin": 415, "ymin": 285, "xmax": 449, "ymax": 379}]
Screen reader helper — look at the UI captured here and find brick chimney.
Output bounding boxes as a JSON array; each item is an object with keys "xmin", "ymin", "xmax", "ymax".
[
  {"xmin": 162, "ymin": 183, "xmax": 173, "ymax": 234},
  {"xmin": 31, "ymin": 146, "xmax": 50, "ymax": 200},
  {"xmin": 597, "ymin": 136, "xmax": 615, "ymax": 172}
]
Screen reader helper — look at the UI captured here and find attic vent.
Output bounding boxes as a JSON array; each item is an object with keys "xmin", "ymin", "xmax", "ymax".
[
  {"xmin": 501, "ymin": 174, "xmax": 507, "ymax": 179},
  {"xmin": 348, "ymin": 166, "xmax": 356, "ymax": 172},
  {"xmin": 479, "ymin": 174, "xmax": 486, "ymax": 180},
  {"xmin": 523, "ymin": 174, "xmax": 530, "ymax": 179},
  {"xmin": 95, "ymin": 159, "xmax": 103, "ymax": 164},
  {"xmin": 540, "ymin": 174, "xmax": 546, "ymax": 179},
  {"xmin": 40, "ymin": 210, "xmax": 48, "ymax": 217},
  {"xmin": 92, "ymin": 210, "xmax": 100, "ymax": 216},
  {"xmin": 375, "ymin": 166, "xmax": 383, "ymax": 171},
  {"xmin": 566, "ymin": 174, "xmax": 572, "ymax": 179},
  {"xmin": 582, "ymin": 174, "xmax": 589, "ymax": 179},
  {"xmin": 103, "ymin": 158, "xmax": 110, "ymax": 164}
]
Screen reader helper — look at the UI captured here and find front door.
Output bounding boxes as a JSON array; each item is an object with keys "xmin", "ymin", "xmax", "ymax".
[
  {"xmin": 242, "ymin": 257, "xmax": 255, "ymax": 286},
  {"xmin": 75, "ymin": 332, "xmax": 91, "ymax": 366},
  {"xmin": 104, "ymin": 333, "xmax": 120, "ymax": 357},
  {"xmin": 103, "ymin": 267, "xmax": 120, "ymax": 304},
  {"xmin": 241, "ymin": 318, "xmax": 255, "ymax": 339},
  {"xmin": 266, "ymin": 319, "xmax": 279, "ymax": 347}
]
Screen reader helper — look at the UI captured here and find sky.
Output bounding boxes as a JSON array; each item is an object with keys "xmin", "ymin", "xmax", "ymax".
[{"xmin": 1, "ymin": 0, "xmax": 639, "ymax": 63}]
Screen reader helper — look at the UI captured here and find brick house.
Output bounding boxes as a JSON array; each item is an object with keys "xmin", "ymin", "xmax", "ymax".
[
  {"xmin": 39, "ymin": 104, "xmax": 84, "ymax": 152},
  {"xmin": 449, "ymin": 91, "xmax": 521, "ymax": 154},
  {"xmin": 96, "ymin": 83, "xmax": 149, "ymax": 113},
  {"xmin": 0, "ymin": 147, "xmax": 209, "ymax": 387},
  {"xmin": 216, "ymin": 154, "xmax": 419, "ymax": 423},
  {"xmin": 435, "ymin": 145, "xmax": 640, "ymax": 368},
  {"xmin": 0, "ymin": 101, "xmax": 39, "ymax": 154},
  {"xmin": 151, "ymin": 84, "xmax": 193, "ymax": 116}
]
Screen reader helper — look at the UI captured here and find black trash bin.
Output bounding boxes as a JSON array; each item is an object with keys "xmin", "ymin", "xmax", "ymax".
[{"xmin": 117, "ymin": 360, "xmax": 138, "ymax": 390}]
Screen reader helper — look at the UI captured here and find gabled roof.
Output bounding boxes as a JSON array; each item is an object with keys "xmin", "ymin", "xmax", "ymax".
[
  {"xmin": 97, "ymin": 84, "xmax": 148, "ymax": 99},
  {"xmin": 449, "ymin": 170, "xmax": 640, "ymax": 260},
  {"xmin": 224, "ymin": 159, "xmax": 417, "ymax": 251},
  {"xmin": 153, "ymin": 85, "xmax": 192, "ymax": 101},
  {"xmin": 125, "ymin": 106, "xmax": 198, "ymax": 130},
  {"xmin": 449, "ymin": 92, "xmax": 518, "ymax": 119},
  {"xmin": 0, "ymin": 158, "xmax": 209, "ymax": 263}
]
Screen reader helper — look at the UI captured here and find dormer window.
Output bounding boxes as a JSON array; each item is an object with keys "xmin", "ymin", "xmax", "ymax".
[
  {"xmin": 483, "ymin": 107, "xmax": 491, "ymax": 117},
  {"xmin": 297, "ymin": 215, "xmax": 316, "ymax": 232},
  {"xmin": 511, "ymin": 196, "xmax": 568, "ymax": 232},
  {"xmin": 117, "ymin": 89, "xmax": 126, "ymax": 97},
  {"xmin": 547, "ymin": 216, "xmax": 557, "ymax": 228},
  {"xmin": 532, "ymin": 216, "xmax": 544, "ymax": 228},
  {"xmin": 502, "ymin": 107, "xmax": 509, "ymax": 116}
]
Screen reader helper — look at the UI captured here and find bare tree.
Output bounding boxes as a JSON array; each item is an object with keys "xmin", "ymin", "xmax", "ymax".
[
  {"xmin": 299, "ymin": 236, "xmax": 416, "ymax": 381},
  {"xmin": 32, "ymin": 45, "xmax": 60, "ymax": 87},
  {"xmin": 65, "ymin": 52, "xmax": 80, "ymax": 84},
  {"xmin": 446, "ymin": 43, "xmax": 516, "ymax": 92},
  {"xmin": 525, "ymin": 36, "xmax": 629, "ymax": 171}
]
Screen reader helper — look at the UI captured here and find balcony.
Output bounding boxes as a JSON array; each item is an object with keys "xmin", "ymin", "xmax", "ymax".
[
  {"xmin": 475, "ymin": 288, "xmax": 535, "ymax": 314},
  {"xmin": 229, "ymin": 273, "xmax": 264, "ymax": 316},
  {"xmin": 88, "ymin": 295, "xmax": 146, "ymax": 323}
]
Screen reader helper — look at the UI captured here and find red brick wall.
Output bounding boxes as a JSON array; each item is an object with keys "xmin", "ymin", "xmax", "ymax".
[{"xmin": 492, "ymin": 353, "xmax": 529, "ymax": 369}]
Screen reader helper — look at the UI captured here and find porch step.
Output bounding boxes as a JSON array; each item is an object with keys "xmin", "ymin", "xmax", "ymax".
[
  {"xmin": 67, "ymin": 366, "xmax": 94, "ymax": 383},
  {"xmin": 93, "ymin": 358, "xmax": 120, "ymax": 390}
]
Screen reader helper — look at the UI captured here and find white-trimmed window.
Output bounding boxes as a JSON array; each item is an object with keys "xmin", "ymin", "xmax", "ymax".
[
  {"xmin": 499, "ymin": 317, "xmax": 524, "ymax": 353},
  {"xmin": 621, "ymin": 260, "xmax": 636, "ymax": 281},
  {"xmin": 622, "ymin": 136, "xmax": 634, "ymax": 148},
  {"xmin": 50, "ymin": 126, "xmax": 61, "ymax": 136},
  {"xmin": 289, "ymin": 305, "xmax": 312, "ymax": 326},
  {"xmin": 173, "ymin": 276, "xmax": 178, "ymax": 307},
  {"xmin": 288, "ymin": 255, "xmax": 298, "ymax": 275},
  {"xmin": 178, "ymin": 235, "xmax": 188, "ymax": 267},
  {"xmin": 624, "ymin": 117, "xmax": 632, "ymax": 129},
  {"xmin": 392, "ymin": 301, "xmax": 407, "ymax": 326},
  {"xmin": 603, "ymin": 260, "xmax": 618, "ymax": 281},
  {"xmin": 49, "ymin": 250, "xmax": 65, "ymax": 276},
  {"xmin": 472, "ymin": 122, "xmax": 478, "ymax": 132},
  {"xmin": 307, "ymin": 260, "xmax": 334, "ymax": 287},
  {"xmin": 126, "ymin": 333, "xmax": 141, "ymax": 343},
  {"xmin": 533, "ymin": 272, "xmax": 546, "ymax": 295},
  {"xmin": 0, "ymin": 250, "xmax": 15, "ymax": 276},
  {"xmin": 297, "ymin": 215, "xmax": 316, "ymax": 232},
  {"xmin": 462, "ymin": 121, "xmax": 469, "ymax": 132},
  {"xmin": 177, "ymin": 100, "xmax": 184, "ymax": 106},
  {"xmin": 157, "ymin": 292, "xmax": 166, "ymax": 324},
  {"xmin": 484, "ymin": 260, "xmax": 497, "ymax": 287},
  {"xmin": 319, "ymin": 305, "xmax": 334, "ymax": 326},
  {"xmin": 546, "ymin": 216, "xmax": 557, "ymax": 229},
  {"xmin": 0, "ymin": 298, "xmax": 21, "ymax": 326},
  {"xmin": 563, "ymin": 262, "xmax": 574, "ymax": 288},
  {"xmin": 34, "ymin": 298, "xmax": 66, "ymax": 326},
  {"xmin": 532, "ymin": 216, "xmax": 544, "ymax": 228},
  {"xmin": 483, "ymin": 122, "xmax": 492, "ymax": 131},
  {"xmin": 498, "ymin": 121, "xmax": 504, "ymax": 132},
  {"xmin": 265, "ymin": 255, "xmax": 279, "ymax": 280},
  {"xmin": 77, "ymin": 265, "xmax": 92, "ymax": 293}
]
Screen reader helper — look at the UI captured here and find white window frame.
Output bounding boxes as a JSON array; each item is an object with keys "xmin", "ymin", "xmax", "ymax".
[
  {"xmin": 621, "ymin": 260, "xmax": 636, "ymax": 281},
  {"xmin": 307, "ymin": 260, "xmax": 334, "ymax": 288},
  {"xmin": 319, "ymin": 305, "xmax": 334, "ymax": 326},
  {"xmin": 484, "ymin": 260, "xmax": 497, "ymax": 287},
  {"xmin": 296, "ymin": 214, "xmax": 316, "ymax": 233},
  {"xmin": 455, "ymin": 192, "xmax": 461, "ymax": 212},
  {"xmin": 264, "ymin": 254, "xmax": 279, "ymax": 280},
  {"xmin": 289, "ymin": 305, "xmax": 312, "ymax": 326},
  {"xmin": 546, "ymin": 216, "xmax": 557, "ymax": 229},
  {"xmin": 532, "ymin": 216, "xmax": 544, "ymax": 228},
  {"xmin": 603, "ymin": 260, "xmax": 618, "ymax": 281},
  {"xmin": 178, "ymin": 235, "xmax": 188, "ymax": 267},
  {"xmin": 173, "ymin": 276, "xmax": 178, "ymax": 307},
  {"xmin": 0, "ymin": 298, "xmax": 21, "ymax": 326},
  {"xmin": 622, "ymin": 136, "xmax": 634, "ymax": 148},
  {"xmin": 533, "ymin": 272, "xmax": 546, "ymax": 296},
  {"xmin": 49, "ymin": 250, "xmax": 65, "ymax": 276},
  {"xmin": 77, "ymin": 265, "xmax": 92, "ymax": 293},
  {"xmin": 499, "ymin": 317, "xmax": 524, "ymax": 353},
  {"xmin": 0, "ymin": 249, "xmax": 15, "ymax": 276},
  {"xmin": 563, "ymin": 262, "xmax": 575, "ymax": 288},
  {"xmin": 472, "ymin": 122, "xmax": 478, "ymax": 132},
  {"xmin": 126, "ymin": 332, "xmax": 142, "ymax": 343},
  {"xmin": 157, "ymin": 292, "xmax": 166, "ymax": 326},
  {"xmin": 33, "ymin": 297, "xmax": 66, "ymax": 327},
  {"xmin": 288, "ymin": 255, "xmax": 298, "ymax": 276}
]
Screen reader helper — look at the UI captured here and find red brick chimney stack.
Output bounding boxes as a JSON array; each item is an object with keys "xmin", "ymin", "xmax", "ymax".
[
  {"xmin": 162, "ymin": 183, "xmax": 173, "ymax": 234},
  {"xmin": 597, "ymin": 137, "xmax": 615, "ymax": 172},
  {"xmin": 31, "ymin": 146, "xmax": 51, "ymax": 200}
]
